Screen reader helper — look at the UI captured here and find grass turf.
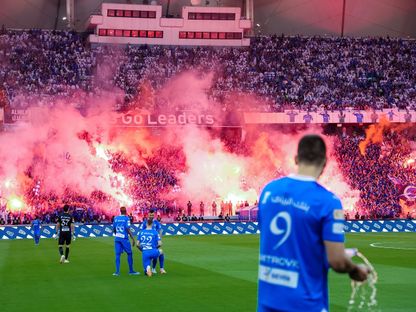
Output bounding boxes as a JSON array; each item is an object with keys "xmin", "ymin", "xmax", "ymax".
[{"xmin": 0, "ymin": 233, "xmax": 415, "ymax": 312}]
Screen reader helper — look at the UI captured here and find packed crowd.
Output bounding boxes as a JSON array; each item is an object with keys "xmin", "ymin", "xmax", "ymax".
[
  {"xmin": 0, "ymin": 140, "xmax": 255, "ymax": 225},
  {"xmin": 0, "ymin": 29, "xmax": 94, "ymax": 109},
  {"xmin": 1, "ymin": 126, "xmax": 415, "ymax": 224},
  {"xmin": 1, "ymin": 29, "xmax": 416, "ymax": 223},
  {"xmin": 1, "ymin": 30, "xmax": 415, "ymax": 112},
  {"xmin": 335, "ymin": 129, "xmax": 416, "ymax": 219}
]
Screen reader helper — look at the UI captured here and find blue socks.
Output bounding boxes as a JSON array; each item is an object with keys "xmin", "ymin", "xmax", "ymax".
[
  {"xmin": 159, "ymin": 254, "xmax": 165, "ymax": 269},
  {"xmin": 127, "ymin": 252, "xmax": 134, "ymax": 272},
  {"xmin": 115, "ymin": 253, "xmax": 121, "ymax": 273}
]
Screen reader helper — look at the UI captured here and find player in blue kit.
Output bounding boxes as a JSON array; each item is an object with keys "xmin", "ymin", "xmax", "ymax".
[
  {"xmin": 140, "ymin": 209, "xmax": 164, "ymax": 274},
  {"xmin": 137, "ymin": 219, "xmax": 166, "ymax": 277},
  {"xmin": 257, "ymin": 135, "xmax": 369, "ymax": 312},
  {"xmin": 113, "ymin": 206, "xmax": 139, "ymax": 276},
  {"xmin": 31, "ymin": 216, "xmax": 41, "ymax": 245}
]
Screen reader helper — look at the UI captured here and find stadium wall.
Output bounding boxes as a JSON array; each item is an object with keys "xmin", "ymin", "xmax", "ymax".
[{"xmin": 0, "ymin": 220, "xmax": 415, "ymax": 240}]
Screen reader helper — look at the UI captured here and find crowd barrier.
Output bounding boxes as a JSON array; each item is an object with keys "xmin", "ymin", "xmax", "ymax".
[{"xmin": 0, "ymin": 220, "xmax": 415, "ymax": 240}]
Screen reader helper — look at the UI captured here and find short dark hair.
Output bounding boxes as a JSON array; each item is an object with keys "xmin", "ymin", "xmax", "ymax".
[
  {"xmin": 149, "ymin": 209, "xmax": 155, "ymax": 214},
  {"xmin": 120, "ymin": 206, "xmax": 127, "ymax": 214},
  {"xmin": 63, "ymin": 204, "xmax": 69, "ymax": 212},
  {"xmin": 297, "ymin": 135, "xmax": 326, "ymax": 166}
]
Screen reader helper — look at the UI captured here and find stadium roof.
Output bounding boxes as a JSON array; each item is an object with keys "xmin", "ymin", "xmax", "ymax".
[{"xmin": 1, "ymin": 0, "xmax": 415, "ymax": 38}]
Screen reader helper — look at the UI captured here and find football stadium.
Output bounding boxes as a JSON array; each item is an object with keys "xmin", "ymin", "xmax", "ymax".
[{"xmin": 0, "ymin": 1, "xmax": 415, "ymax": 311}]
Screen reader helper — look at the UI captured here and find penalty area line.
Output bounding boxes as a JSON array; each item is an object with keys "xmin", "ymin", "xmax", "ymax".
[{"xmin": 370, "ymin": 243, "xmax": 416, "ymax": 251}]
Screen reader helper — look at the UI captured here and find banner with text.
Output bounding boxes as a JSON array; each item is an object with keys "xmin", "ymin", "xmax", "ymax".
[{"xmin": 115, "ymin": 111, "xmax": 215, "ymax": 127}]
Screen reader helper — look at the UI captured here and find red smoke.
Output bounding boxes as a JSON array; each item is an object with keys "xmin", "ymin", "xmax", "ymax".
[{"xmin": 0, "ymin": 71, "xmax": 360, "ymax": 216}]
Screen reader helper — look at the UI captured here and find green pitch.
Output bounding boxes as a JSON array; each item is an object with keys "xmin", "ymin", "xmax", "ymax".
[{"xmin": 0, "ymin": 233, "xmax": 415, "ymax": 312}]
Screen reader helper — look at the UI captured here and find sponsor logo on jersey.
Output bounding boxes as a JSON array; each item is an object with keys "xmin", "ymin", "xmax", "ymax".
[
  {"xmin": 258, "ymin": 265, "xmax": 299, "ymax": 288},
  {"xmin": 332, "ymin": 222, "xmax": 345, "ymax": 234},
  {"xmin": 333, "ymin": 210, "xmax": 344, "ymax": 220}
]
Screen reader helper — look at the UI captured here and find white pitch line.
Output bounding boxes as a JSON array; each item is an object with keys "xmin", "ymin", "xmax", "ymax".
[{"xmin": 370, "ymin": 242, "xmax": 416, "ymax": 251}]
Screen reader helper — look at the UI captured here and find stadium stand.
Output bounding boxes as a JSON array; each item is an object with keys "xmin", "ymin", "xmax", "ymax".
[
  {"xmin": 1, "ymin": 30, "xmax": 415, "ymax": 111},
  {"xmin": 0, "ymin": 29, "xmax": 415, "ymax": 224}
]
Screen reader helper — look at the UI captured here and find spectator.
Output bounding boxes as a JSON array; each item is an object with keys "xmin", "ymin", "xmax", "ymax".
[
  {"xmin": 187, "ymin": 200, "xmax": 192, "ymax": 216},
  {"xmin": 211, "ymin": 201, "xmax": 217, "ymax": 216},
  {"xmin": 199, "ymin": 201, "xmax": 204, "ymax": 216}
]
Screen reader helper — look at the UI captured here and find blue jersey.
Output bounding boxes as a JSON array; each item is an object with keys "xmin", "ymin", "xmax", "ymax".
[
  {"xmin": 321, "ymin": 113, "xmax": 330, "ymax": 123},
  {"xmin": 113, "ymin": 215, "xmax": 131, "ymax": 241},
  {"xmin": 287, "ymin": 112, "xmax": 298, "ymax": 122},
  {"xmin": 387, "ymin": 111, "xmax": 395, "ymax": 121},
  {"xmin": 303, "ymin": 114, "xmax": 313, "ymax": 123},
  {"xmin": 257, "ymin": 174, "xmax": 344, "ymax": 312},
  {"xmin": 138, "ymin": 229, "xmax": 160, "ymax": 251},
  {"xmin": 353, "ymin": 112, "xmax": 364, "ymax": 123},
  {"xmin": 140, "ymin": 219, "xmax": 161, "ymax": 232},
  {"xmin": 32, "ymin": 219, "xmax": 41, "ymax": 232}
]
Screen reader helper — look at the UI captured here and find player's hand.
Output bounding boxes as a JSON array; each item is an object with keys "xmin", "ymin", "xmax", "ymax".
[
  {"xmin": 72, "ymin": 235, "xmax": 76, "ymax": 241},
  {"xmin": 53, "ymin": 234, "xmax": 57, "ymax": 239},
  {"xmin": 349, "ymin": 264, "xmax": 370, "ymax": 282}
]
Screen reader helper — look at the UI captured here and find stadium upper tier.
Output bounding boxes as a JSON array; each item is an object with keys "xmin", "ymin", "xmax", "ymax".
[{"xmin": 0, "ymin": 29, "xmax": 415, "ymax": 112}]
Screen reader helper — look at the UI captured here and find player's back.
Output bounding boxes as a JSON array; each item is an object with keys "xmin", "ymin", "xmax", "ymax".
[
  {"xmin": 59, "ymin": 213, "xmax": 73, "ymax": 233},
  {"xmin": 32, "ymin": 219, "xmax": 41, "ymax": 230},
  {"xmin": 141, "ymin": 219, "xmax": 161, "ymax": 232},
  {"xmin": 113, "ymin": 215, "xmax": 130, "ymax": 241},
  {"xmin": 258, "ymin": 175, "xmax": 344, "ymax": 312},
  {"xmin": 138, "ymin": 229, "xmax": 159, "ymax": 251}
]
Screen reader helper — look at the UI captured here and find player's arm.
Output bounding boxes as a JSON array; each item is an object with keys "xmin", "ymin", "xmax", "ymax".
[
  {"xmin": 136, "ymin": 236, "xmax": 143, "ymax": 251},
  {"xmin": 71, "ymin": 218, "xmax": 76, "ymax": 240},
  {"xmin": 127, "ymin": 228, "xmax": 135, "ymax": 247},
  {"xmin": 324, "ymin": 241, "xmax": 368, "ymax": 281},
  {"xmin": 156, "ymin": 233, "xmax": 162, "ymax": 248},
  {"xmin": 322, "ymin": 201, "xmax": 369, "ymax": 282},
  {"xmin": 157, "ymin": 222, "xmax": 162, "ymax": 236},
  {"xmin": 55, "ymin": 220, "xmax": 60, "ymax": 235}
]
